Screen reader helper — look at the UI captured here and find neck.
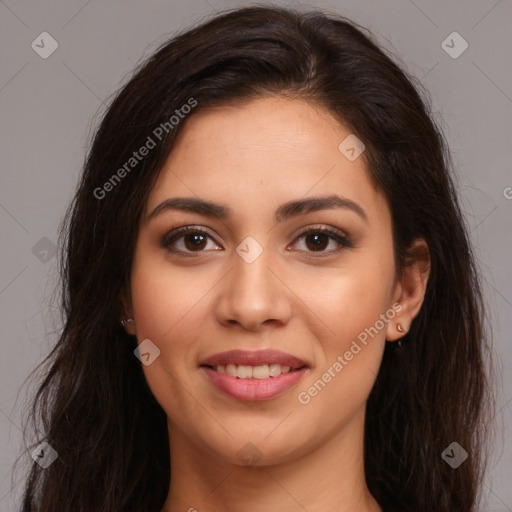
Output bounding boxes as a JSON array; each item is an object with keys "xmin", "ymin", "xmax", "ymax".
[{"xmin": 160, "ymin": 406, "xmax": 382, "ymax": 512}]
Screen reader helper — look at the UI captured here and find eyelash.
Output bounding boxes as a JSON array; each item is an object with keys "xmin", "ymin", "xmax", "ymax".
[{"xmin": 161, "ymin": 224, "xmax": 353, "ymax": 259}]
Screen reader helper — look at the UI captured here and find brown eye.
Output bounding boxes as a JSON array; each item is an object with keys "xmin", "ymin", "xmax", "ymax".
[
  {"xmin": 161, "ymin": 226, "xmax": 221, "ymax": 256},
  {"xmin": 303, "ymin": 232, "xmax": 330, "ymax": 251},
  {"xmin": 290, "ymin": 227, "xmax": 352, "ymax": 257},
  {"xmin": 182, "ymin": 232, "xmax": 208, "ymax": 251}
]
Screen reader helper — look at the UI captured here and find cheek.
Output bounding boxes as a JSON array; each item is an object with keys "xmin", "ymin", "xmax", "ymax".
[
  {"xmin": 129, "ymin": 247, "xmax": 221, "ymax": 384},
  {"xmin": 295, "ymin": 261, "xmax": 394, "ymax": 419},
  {"xmin": 129, "ymin": 251, "xmax": 205, "ymax": 420},
  {"xmin": 305, "ymin": 249, "xmax": 395, "ymax": 349},
  {"xmin": 130, "ymin": 246, "xmax": 199, "ymax": 341}
]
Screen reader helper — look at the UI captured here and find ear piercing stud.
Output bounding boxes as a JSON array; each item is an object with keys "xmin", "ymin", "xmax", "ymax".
[{"xmin": 395, "ymin": 323, "xmax": 406, "ymax": 349}]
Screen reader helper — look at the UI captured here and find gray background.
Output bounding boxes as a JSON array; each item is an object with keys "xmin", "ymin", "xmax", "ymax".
[{"xmin": 0, "ymin": 0, "xmax": 510, "ymax": 510}]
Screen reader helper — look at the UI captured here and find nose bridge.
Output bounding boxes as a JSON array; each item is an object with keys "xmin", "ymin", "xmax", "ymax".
[
  {"xmin": 232, "ymin": 239, "xmax": 277, "ymax": 304},
  {"xmin": 215, "ymin": 237, "xmax": 291, "ymax": 329}
]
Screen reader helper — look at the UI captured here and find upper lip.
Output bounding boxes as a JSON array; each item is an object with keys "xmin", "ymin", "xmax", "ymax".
[{"xmin": 200, "ymin": 349, "xmax": 308, "ymax": 370}]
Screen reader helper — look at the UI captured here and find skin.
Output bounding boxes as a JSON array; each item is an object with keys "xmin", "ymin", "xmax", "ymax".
[{"xmin": 121, "ymin": 95, "xmax": 430, "ymax": 512}]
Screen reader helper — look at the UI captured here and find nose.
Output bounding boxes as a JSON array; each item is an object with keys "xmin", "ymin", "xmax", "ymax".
[{"xmin": 214, "ymin": 244, "xmax": 292, "ymax": 332}]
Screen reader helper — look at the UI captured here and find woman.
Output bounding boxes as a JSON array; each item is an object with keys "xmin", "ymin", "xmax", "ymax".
[{"xmin": 19, "ymin": 5, "xmax": 494, "ymax": 511}]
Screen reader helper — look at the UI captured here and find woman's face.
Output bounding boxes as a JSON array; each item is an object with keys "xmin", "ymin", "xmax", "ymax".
[{"xmin": 127, "ymin": 96, "xmax": 408, "ymax": 466}]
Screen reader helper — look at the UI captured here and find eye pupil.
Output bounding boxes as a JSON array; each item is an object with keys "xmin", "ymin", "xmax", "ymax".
[
  {"xmin": 306, "ymin": 233, "xmax": 329, "ymax": 251},
  {"xmin": 185, "ymin": 233, "xmax": 207, "ymax": 250}
]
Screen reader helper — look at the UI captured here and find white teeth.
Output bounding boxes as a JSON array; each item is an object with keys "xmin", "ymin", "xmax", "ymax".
[
  {"xmin": 252, "ymin": 364, "xmax": 269, "ymax": 379},
  {"xmin": 226, "ymin": 364, "xmax": 237, "ymax": 377},
  {"xmin": 237, "ymin": 365, "xmax": 253, "ymax": 379},
  {"xmin": 269, "ymin": 363, "xmax": 290, "ymax": 376},
  {"xmin": 214, "ymin": 363, "xmax": 294, "ymax": 379}
]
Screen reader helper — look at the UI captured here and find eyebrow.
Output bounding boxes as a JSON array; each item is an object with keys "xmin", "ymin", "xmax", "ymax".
[{"xmin": 147, "ymin": 194, "xmax": 369, "ymax": 224}]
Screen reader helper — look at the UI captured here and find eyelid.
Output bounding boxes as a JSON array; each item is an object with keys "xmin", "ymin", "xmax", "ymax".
[{"xmin": 291, "ymin": 224, "xmax": 349, "ymax": 242}]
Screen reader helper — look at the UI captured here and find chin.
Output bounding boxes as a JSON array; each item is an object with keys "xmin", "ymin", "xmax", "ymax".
[{"xmin": 195, "ymin": 423, "xmax": 310, "ymax": 467}]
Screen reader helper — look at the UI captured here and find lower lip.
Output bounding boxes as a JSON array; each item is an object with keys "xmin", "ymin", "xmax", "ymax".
[{"xmin": 201, "ymin": 367, "xmax": 307, "ymax": 401}]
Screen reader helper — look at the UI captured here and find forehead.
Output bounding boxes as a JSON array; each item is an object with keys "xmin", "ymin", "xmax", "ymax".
[{"xmin": 146, "ymin": 96, "xmax": 388, "ymax": 227}]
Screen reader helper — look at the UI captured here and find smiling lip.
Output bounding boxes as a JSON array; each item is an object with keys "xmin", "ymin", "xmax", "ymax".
[
  {"xmin": 200, "ymin": 349, "xmax": 307, "ymax": 369},
  {"xmin": 199, "ymin": 349, "xmax": 309, "ymax": 401}
]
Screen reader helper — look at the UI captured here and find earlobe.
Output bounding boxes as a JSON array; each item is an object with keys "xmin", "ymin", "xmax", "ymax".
[
  {"xmin": 120, "ymin": 317, "xmax": 137, "ymax": 336},
  {"xmin": 119, "ymin": 289, "xmax": 136, "ymax": 336},
  {"xmin": 386, "ymin": 238, "xmax": 430, "ymax": 342}
]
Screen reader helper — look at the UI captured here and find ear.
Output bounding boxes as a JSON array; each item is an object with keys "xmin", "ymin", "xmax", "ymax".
[
  {"xmin": 386, "ymin": 238, "xmax": 430, "ymax": 341},
  {"xmin": 119, "ymin": 287, "xmax": 136, "ymax": 336}
]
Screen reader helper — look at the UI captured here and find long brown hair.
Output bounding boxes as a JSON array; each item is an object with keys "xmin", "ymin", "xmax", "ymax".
[{"xmin": 18, "ymin": 5, "xmax": 495, "ymax": 511}]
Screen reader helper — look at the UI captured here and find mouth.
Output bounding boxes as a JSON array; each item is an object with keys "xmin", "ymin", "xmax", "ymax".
[
  {"xmin": 199, "ymin": 349, "xmax": 309, "ymax": 401},
  {"xmin": 199, "ymin": 349, "xmax": 308, "ymax": 376}
]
